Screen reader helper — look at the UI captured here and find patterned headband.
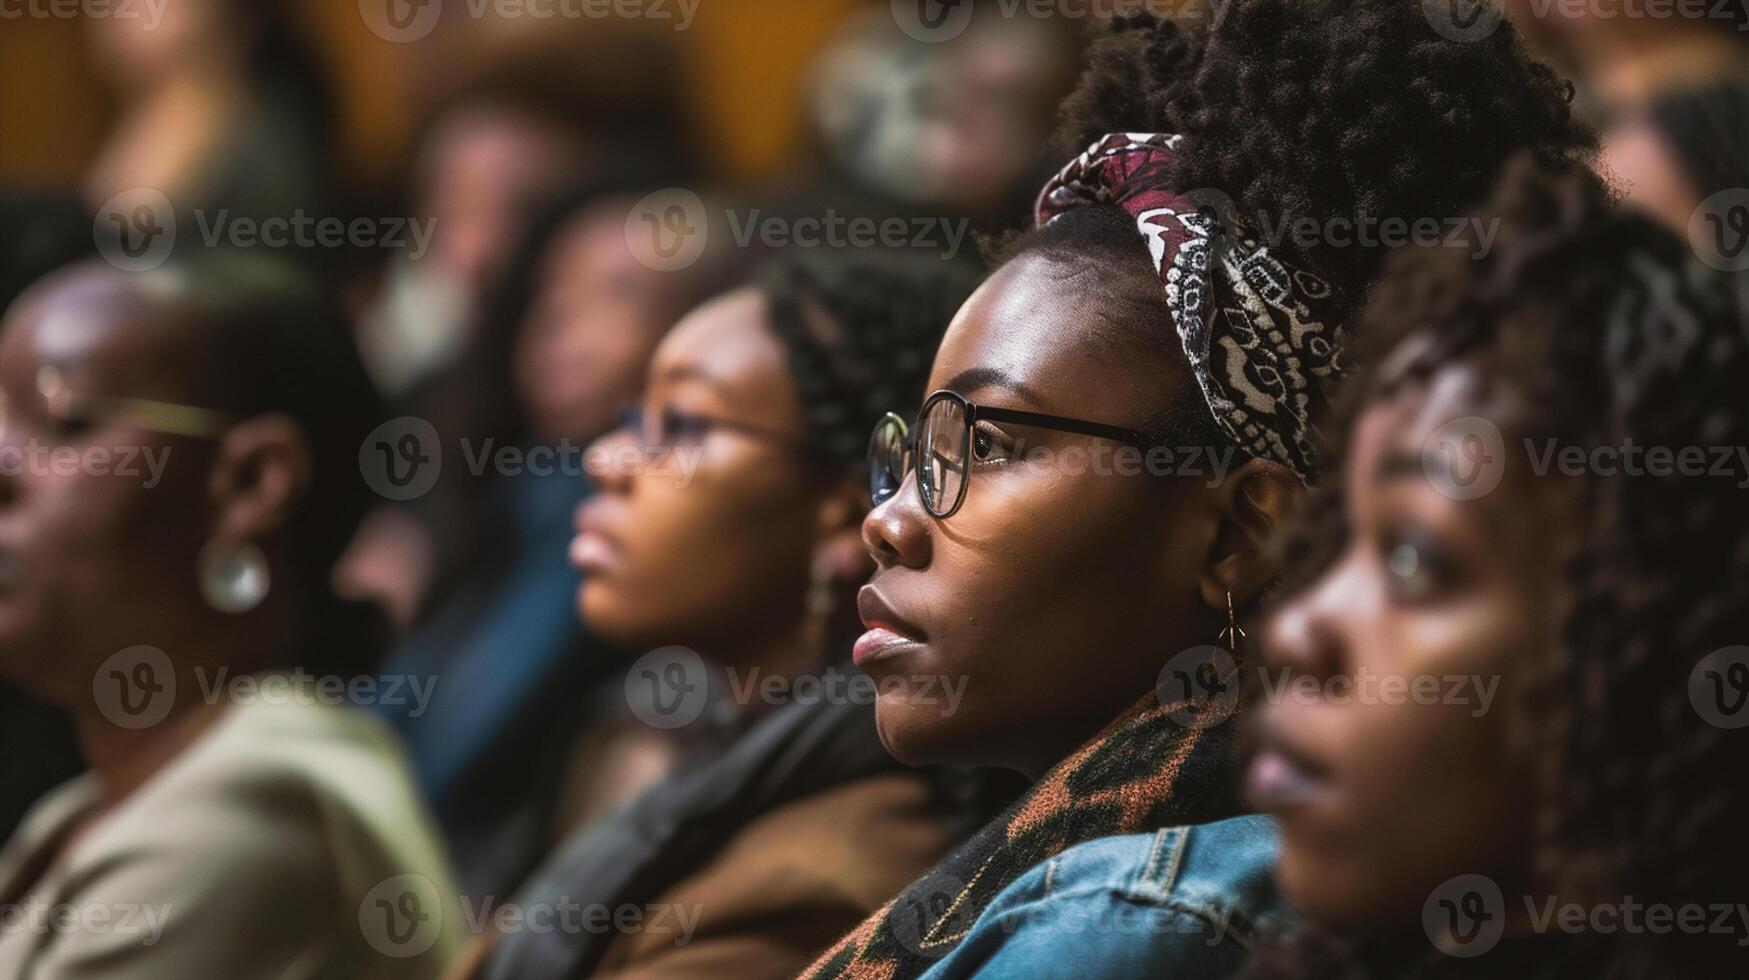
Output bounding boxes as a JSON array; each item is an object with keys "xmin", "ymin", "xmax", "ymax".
[{"xmin": 1035, "ymin": 132, "xmax": 1350, "ymax": 482}]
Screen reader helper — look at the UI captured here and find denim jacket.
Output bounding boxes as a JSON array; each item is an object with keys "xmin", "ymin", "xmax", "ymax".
[{"xmin": 916, "ymin": 814, "xmax": 1291, "ymax": 980}]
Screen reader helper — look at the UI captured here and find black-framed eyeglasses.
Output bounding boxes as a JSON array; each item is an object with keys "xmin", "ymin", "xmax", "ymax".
[{"xmin": 868, "ymin": 389, "xmax": 1156, "ymax": 518}]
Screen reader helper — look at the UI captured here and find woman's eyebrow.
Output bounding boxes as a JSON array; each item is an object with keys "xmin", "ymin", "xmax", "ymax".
[
  {"xmin": 941, "ymin": 367, "xmax": 1044, "ymax": 405},
  {"xmin": 656, "ymin": 362, "xmax": 733, "ymax": 395}
]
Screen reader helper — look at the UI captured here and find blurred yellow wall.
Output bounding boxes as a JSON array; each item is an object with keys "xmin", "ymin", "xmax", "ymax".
[{"xmin": 0, "ymin": 0, "xmax": 865, "ymax": 190}]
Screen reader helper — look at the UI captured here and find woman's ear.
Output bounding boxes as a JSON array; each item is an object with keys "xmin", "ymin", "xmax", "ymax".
[
  {"xmin": 814, "ymin": 478, "xmax": 875, "ymax": 586},
  {"xmin": 205, "ymin": 413, "xmax": 313, "ymax": 544},
  {"xmin": 1199, "ymin": 457, "xmax": 1302, "ymax": 612}
]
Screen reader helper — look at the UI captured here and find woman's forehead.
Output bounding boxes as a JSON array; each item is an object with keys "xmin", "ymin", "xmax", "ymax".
[
  {"xmin": 651, "ymin": 288, "xmax": 803, "ymax": 425},
  {"xmin": 3, "ymin": 270, "xmax": 198, "ymax": 392},
  {"xmin": 929, "ymin": 253, "xmax": 1174, "ymax": 419},
  {"xmin": 656, "ymin": 291, "xmax": 777, "ymax": 382}
]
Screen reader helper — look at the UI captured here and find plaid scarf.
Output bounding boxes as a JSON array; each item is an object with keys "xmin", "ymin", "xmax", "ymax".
[{"xmin": 801, "ymin": 685, "xmax": 1243, "ymax": 980}]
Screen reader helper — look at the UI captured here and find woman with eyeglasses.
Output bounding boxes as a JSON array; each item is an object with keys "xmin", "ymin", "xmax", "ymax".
[
  {"xmin": 0, "ymin": 254, "xmax": 459, "ymax": 978},
  {"xmin": 1238, "ymin": 160, "xmax": 1749, "ymax": 980},
  {"xmin": 464, "ymin": 250, "xmax": 1005, "ymax": 980},
  {"xmin": 805, "ymin": 5, "xmax": 1595, "ymax": 979},
  {"xmin": 346, "ymin": 169, "xmax": 711, "ymax": 899}
]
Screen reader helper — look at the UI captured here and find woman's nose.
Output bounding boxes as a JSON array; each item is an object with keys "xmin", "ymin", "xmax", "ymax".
[
  {"xmin": 861, "ymin": 470, "xmax": 931, "ymax": 570},
  {"xmin": 1263, "ymin": 564, "xmax": 1351, "ymax": 683},
  {"xmin": 587, "ymin": 426, "xmax": 641, "ymax": 495}
]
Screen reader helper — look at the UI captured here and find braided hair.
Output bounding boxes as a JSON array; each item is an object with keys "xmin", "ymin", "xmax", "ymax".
[
  {"xmin": 1250, "ymin": 158, "xmax": 1749, "ymax": 979},
  {"xmin": 758, "ymin": 250, "xmax": 983, "ymax": 476}
]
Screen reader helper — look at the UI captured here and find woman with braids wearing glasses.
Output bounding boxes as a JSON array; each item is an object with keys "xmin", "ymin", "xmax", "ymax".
[
  {"xmin": 0, "ymin": 254, "xmax": 459, "ymax": 978},
  {"xmin": 1239, "ymin": 160, "xmax": 1749, "ymax": 980},
  {"xmin": 464, "ymin": 250, "xmax": 1005, "ymax": 980},
  {"xmin": 805, "ymin": 4, "xmax": 1595, "ymax": 978}
]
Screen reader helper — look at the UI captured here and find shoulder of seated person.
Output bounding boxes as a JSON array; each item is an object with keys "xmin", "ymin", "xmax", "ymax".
[
  {"xmin": 1011, "ymin": 814, "xmax": 1288, "ymax": 946},
  {"xmin": 663, "ymin": 772, "xmax": 954, "ymax": 909},
  {"xmin": 53, "ymin": 760, "xmax": 332, "ymax": 900},
  {"xmin": 144, "ymin": 696, "xmax": 418, "ymax": 807},
  {"xmin": 70, "ymin": 699, "xmax": 423, "ymax": 876}
]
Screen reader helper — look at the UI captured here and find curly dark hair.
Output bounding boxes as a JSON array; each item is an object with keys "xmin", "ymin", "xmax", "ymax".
[
  {"xmin": 1051, "ymin": 2, "xmax": 1594, "ymax": 298},
  {"xmin": 758, "ymin": 250, "xmax": 983, "ymax": 476},
  {"xmin": 1247, "ymin": 158, "xmax": 1749, "ymax": 979},
  {"xmin": 994, "ymin": 1, "xmax": 1596, "ymax": 473}
]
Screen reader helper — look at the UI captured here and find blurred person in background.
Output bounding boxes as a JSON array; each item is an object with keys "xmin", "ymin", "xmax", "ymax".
[
  {"xmin": 1242, "ymin": 160, "xmax": 1749, "ymax": 980},
  {"xmin": 463, "ymin": 250, "xmax": 1007, "ymax": 980},
  {"xmin": 82, "ymin": 0, "xmax": 345, "ymax": 271},
  {"xmin": 342, "ymin": 169, "xmax": 719, "ymax": 897},
  {"xmin": 356, "ymin": 38, "xmax": 695, "ymax": 398},
  {"xmin": 0, "ymin": 192, "xmax": 92, "ymax": 842},
  {"xmin": 807, "ymin": 6, "xmax": 1080, "ymax": 227},
  {"xmin": 1601, "ymin": 79, "xmax": 1749, "ymax": 238},
  {"xmin": 0, "ymin": 254, "xmax": 459, "ymax": 978},
  {"xmin": 806, "ymin": 5, "xmax": 1594, "ymax": 978},
  {"xmin": 1507, "ymin": 0, "xmax": 1749, "ymax": 121}
]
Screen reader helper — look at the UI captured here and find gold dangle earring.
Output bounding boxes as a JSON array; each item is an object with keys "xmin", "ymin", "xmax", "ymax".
[{"xmin": 1217, "ymin": 590, "xmax": 1246, "ymax": 653}]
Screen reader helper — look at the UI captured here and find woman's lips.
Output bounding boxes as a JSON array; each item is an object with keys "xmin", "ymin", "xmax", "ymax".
[
  {"xmin": 1245, "ymin": 729, "xmax": 1332, "ymax": 812},
  {"xmin": 569, "ymin": 530, "xmax": 619, "ymax": 572},
  {"xmin": 852, "ymin": 626, "xmax": 924, "ymax": 668},
  {"xmin": 570, "ymin": 503, "xmax": 622, "ymax": 572},
  {"xmin": 854, "ymin": 586, "xmax": 927, "ymax": 668}
]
